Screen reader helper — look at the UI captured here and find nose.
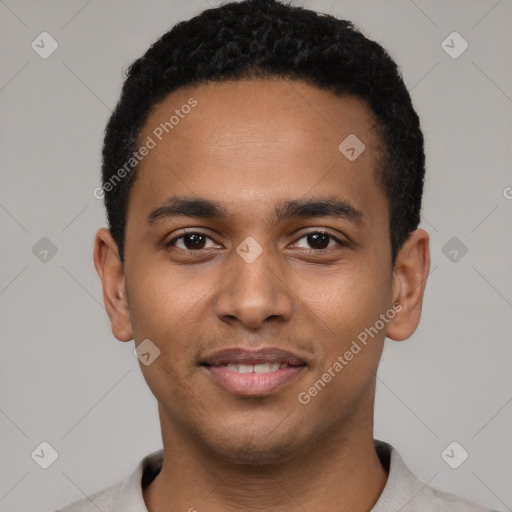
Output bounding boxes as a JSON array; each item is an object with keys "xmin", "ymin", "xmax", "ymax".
[{"xmin": 214, "ymin": 242, "xmax": 293, "ymax": 330}]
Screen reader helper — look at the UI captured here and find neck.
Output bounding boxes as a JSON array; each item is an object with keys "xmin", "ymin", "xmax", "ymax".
[{"xmin": 143, "ymin": 407, "xmax": 388, "ymax": 512}]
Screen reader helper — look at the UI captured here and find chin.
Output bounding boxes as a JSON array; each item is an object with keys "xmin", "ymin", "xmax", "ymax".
[
  {"xmin": 211, "ymin": 436, "xmax": 299, "ymax": 466},
  {"xmin": 198, "ymin": 417, "xmax": 306, "ymax": 466}
]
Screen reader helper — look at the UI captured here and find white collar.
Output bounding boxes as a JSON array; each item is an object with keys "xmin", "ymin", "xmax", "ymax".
[{"xmin": 106, "ymin": 440, "xmax": 489, "ymax": 512}]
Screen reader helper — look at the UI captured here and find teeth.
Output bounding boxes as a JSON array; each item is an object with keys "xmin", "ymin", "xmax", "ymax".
[
  {"xmin": 254, "ymin": 363, "xmax": 271, "ymax": 373},
  {"xmin": 238, "ymin": 364, "xmax": 253, "ymax": 374},
  {"xmin": 224, "ymin": 362, "xmax": 287, "ymax": 373}
]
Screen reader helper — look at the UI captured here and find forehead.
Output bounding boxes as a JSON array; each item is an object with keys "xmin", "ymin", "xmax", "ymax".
[
  {"xmin": 129, "ymin": 78, "xmax": 386, "ymax": 224},
  {"xmin": 142, "ymin": 78, "xmax": 379, "ymax": 154}
]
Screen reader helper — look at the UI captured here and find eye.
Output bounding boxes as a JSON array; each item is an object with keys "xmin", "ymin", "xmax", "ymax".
[
  {"xmin": 165, "ymin": 231, "xmax": 217, "ymax": 251},
  {"xmin": 164, "ymin": 229, "xmax": 347, "ymax": 253},
  {"xmin": 293, "ymin": 231, "xmax": 346, "ymax": 251}
]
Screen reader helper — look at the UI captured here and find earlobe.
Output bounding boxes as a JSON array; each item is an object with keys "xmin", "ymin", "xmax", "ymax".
[
  {"xmin": 93, "ymin": 228, "xmax": 134, "ymax": 342},
  {"xmin": 386, "ymin": 229, "xmax": 430, "ymax": 342}
]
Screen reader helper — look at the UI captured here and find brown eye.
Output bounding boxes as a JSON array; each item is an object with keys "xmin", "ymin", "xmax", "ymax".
[
  {"xmin": 166, "ymin": 232, "xmax": 215, "ymax": 251},
  {"xmin": 294, "ymin": 231, "xmax": 345, "ymax": 250},
  {"xmin": 306, "ymin": 232, "xmax": 330, "ymax": 249}
]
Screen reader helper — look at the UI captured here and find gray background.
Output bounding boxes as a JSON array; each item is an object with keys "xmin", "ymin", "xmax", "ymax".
[{"xmin": 1, "ymin": 0, "xmax": 511, "ymax": 511}]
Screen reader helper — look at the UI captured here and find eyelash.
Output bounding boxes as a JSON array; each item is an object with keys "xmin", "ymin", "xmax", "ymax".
[{"xmin": 164, "ymin": 229, "xmax": 348, "ymax": 252}]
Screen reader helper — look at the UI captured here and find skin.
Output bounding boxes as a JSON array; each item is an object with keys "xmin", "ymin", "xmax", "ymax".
[{"xmin": 94, "ymin": 78, "xmax": 430, "ymax": 512}]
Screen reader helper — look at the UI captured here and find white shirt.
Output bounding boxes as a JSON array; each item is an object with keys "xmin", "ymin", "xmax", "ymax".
[{"xmin": 57, "ymin": 440, "xmax": 495, "ymax": 512}]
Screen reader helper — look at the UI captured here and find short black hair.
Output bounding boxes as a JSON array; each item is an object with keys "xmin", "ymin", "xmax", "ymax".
[{"xmin": 101, "ymin": 0, "xmax": 425, "ymax": 265}]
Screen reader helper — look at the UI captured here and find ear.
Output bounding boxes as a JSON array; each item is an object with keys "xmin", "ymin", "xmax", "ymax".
[
  {"xmin": 386, "ymin": 228, "xmax": 430, "ymax": 341},
  {"xmin": 93, "ymin": 227, "xmax": 133, "ymax": 342}
]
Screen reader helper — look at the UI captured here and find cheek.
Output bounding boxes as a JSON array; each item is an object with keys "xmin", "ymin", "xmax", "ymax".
[
  {"xmin": 126, "ymin": 269, "xmax": 204, "ymax": 403},
  {"xmin": 300, "ymin": 263, "xmax": 392, "ymax": 342},
  {"xmin": 124, "ymin": 264, "xmax": 207, "ymax": 362},
  {"xmin": 138, "ymin": 360, "xmax": 197, "ymax": 426}
]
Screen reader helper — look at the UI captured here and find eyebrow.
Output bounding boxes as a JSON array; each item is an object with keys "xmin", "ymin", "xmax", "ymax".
[{"xmin": 146, "ymin": 195, "xmax": 364, "ymax": 225}]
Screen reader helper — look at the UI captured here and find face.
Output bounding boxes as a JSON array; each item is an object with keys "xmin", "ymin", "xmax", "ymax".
[{"xmin": 95, "ymin": 78, "xmax": 429, "ymax": 464}]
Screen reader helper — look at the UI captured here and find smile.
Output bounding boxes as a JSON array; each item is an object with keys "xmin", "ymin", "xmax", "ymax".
[
  {"xmin": 199, "ymin": 347, "xmax": 308, "ymax": 396},
  {"xmin": 221, "ymin": 362, "xmax": 291, "ymax": 373}
]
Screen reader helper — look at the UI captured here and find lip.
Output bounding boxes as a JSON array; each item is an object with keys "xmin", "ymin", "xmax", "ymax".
[
  {"xmin": 200, "ymin": 347, "xmax": 307, "ymax": 397},
  {"xmin": 201, "ymin": 347, "xmax": 306, "ymax": 366}
]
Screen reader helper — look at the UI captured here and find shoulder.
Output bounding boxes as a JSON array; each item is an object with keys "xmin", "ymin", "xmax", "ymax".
[
  {"xmin": 54, "ymin": 449, "xmax": 163, "ymax": 512},
  {"xmin": 56, "ymin": 481, "xmax": 119, "ymax": 511},
  {"xmin": 412, "ymin": 484, "xmax": 495, "ymax": 512},
  {"xmin": 373, "ymin": 440, "xmax": 495, "ymax": 512}
]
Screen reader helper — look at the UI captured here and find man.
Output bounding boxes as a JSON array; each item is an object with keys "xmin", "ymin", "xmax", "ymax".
[{"xmin": 58, "ymin": 0, "xmax": 495, "ymax": 510}]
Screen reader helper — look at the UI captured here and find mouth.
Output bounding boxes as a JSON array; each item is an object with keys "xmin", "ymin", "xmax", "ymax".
[{"xmin": 200, "ymin": 348, "xmax": 307, "ymax": 397}]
